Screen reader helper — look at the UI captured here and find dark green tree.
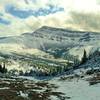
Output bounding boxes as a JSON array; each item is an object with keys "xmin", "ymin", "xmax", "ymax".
[
  {"xmin": 0, "ymin": 64, "xmax": 2, "ymax": 73},
  {"xmin": 2, "ymin": 62, "xmax": 7, "ymax": 73},
  {"xmin": 81, "ymin": 49, "xmax": 88, "ymax": 64}
]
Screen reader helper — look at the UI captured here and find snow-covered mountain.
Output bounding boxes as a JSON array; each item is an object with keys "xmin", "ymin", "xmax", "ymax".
[
  {"xmin": 0, "ymin": 26, "xmax": 100, "ymax": 57},
  {"xmin": 0, "ymin": 26, "xmax": 100, "ymax": 73}
]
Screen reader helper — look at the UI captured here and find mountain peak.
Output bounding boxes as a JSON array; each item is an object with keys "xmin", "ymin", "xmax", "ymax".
[
  {"xmin": 40, "ymin": 26, "xmax": 66, "ymax": 30},
  {"xmin": 37, "ymin": 26, "xmax": 100, "ymax": 35}
]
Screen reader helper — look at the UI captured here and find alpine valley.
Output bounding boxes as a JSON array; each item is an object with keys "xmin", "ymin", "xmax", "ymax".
[
  {"xmin": 0, "ymin": 26, "xmax": 100, "ymax": 100},
  {"xmin": 0, "ymin": 26, "xmax": 100, "ymax": 76}
]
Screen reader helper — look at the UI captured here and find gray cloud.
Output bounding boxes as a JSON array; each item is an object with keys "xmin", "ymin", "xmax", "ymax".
[
  {"xmin": 96, "ymin": 0, "xmax": 100, "ymax": 4},
  {"xmin": 67, "ymin": 11, "xmax": 100, "ymax": 32}
]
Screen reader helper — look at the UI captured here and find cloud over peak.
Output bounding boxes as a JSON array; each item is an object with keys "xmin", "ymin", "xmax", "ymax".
[{"xmin": 0, "ymin": 0, "xmax": 100, "ymax": 36}]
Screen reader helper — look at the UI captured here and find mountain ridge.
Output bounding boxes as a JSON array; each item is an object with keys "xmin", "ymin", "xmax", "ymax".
[
  {"xmin": 0, "ymin": 26, "xmax": 99, "ymax": 73},
  {"xmin": 0, "ymin": 26, "xmax": 99, "ymax": 56}
]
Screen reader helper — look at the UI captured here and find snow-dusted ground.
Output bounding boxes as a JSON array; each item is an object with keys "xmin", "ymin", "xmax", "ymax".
[
  {"xmin": 18, "ymin": 75, "xmax": 100, "ymax": 100},
  {"xmin": 49, "ymin": 77, "xmax": 100, "ymax": 100},
  {"xmin": 0, "ymin": 87, "xmax": 10, "ymax": 90},
  {"xmin": 0, "ymin": 74, "xmax": 100, "ymax": 100}
]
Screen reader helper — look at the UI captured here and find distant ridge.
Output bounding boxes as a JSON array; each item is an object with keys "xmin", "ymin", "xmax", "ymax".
[{"xmin": 35, "ymin": 26, "xmax": 100, "ymax": 34}]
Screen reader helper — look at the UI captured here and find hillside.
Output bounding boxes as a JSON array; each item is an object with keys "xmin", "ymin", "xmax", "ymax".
[{"xmin": 0, "ymin": 26, "xmax": 99, "ymax": 76}]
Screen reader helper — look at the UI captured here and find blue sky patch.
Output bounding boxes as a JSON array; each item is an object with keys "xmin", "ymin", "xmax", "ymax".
[
  {"xmin": 0, "ymin": 17, "xmax": 10, "ymax": 25},
  {"xmin": 33, "ymin": 5, "xmax": 64, "ymax": 17},
  {"xmin": 0, "ymin": 13, "xmax": 3, "ymax": 16},
  {"xmin": 5, "ymin": 5, "xmax": 33, "ymax": 19},
  {"xmin": 5, "ymin": 4, "xmax": 64, "ymax": 18}
]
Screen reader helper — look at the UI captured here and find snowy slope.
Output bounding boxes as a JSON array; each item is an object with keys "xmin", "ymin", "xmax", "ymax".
[
  {"xmin": 80, "ymin": 49, "xmax": 100, "ymax": 68},
  {"xmin": 49, "ymin": 77, "xmax": 100, "ymax": 100},
  {"xmin": 0, "ymin": 26, "xmax": 99, "ymax": 55},
  {"xmin": 0, "ymin": 26, "xmax": 99, "ymax": 64}
]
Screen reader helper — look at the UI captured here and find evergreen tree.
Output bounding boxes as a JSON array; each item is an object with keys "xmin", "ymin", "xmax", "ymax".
[
  {"xmin": 19, "ymin": 70, "xmax": 24, "ymax": 76},
  {"xmin": 0, "ymin": 64, "xmax": 2, "ymax": 73},
  {"xmin": 2, "ymin": 62, "xmax": 7, "ymax": 73},
  {"xmin": 0, "ymin": 62, "xmax": 7, "ymax": 73},
  {"xmin": 81, "ymin": 49, "xmax": 88, "ymax": 64}
]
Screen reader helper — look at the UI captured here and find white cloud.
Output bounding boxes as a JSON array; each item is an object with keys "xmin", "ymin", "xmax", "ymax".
[{"xmin": 0, "ymin": 0, "xmax": 100, "ymax": 36}]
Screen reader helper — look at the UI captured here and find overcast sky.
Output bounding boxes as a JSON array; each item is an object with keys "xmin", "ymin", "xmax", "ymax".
[{"xmin": 0, "ymin": 0, "xmax": 100, "ymax": 36}]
